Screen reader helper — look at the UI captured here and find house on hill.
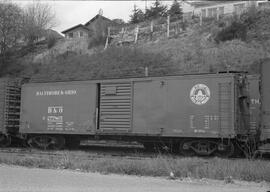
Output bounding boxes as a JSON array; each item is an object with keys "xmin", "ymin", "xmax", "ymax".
[
  {"xmin": 62, "ymin": 24, "xmax": 90, "ymax": 39},
  {"xmin": 62, "ymin": 12, "xmax": 119, "ymax": 39},
  {"xmin": 84, "ymin": 14, "xmax": 119, "ymax": 37},
  {"xmin": 182, "ymin": 1, "xmax": 268, "ymax": 18}
]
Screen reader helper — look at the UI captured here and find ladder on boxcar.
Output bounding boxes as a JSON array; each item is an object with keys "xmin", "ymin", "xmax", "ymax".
[
  {"xmin": 0, "ymin": 78, "xmax": 21, "ymax": 146},
  {"xmin": 4, "ymin": 80, "xmax": 21, "ymax": 134}
]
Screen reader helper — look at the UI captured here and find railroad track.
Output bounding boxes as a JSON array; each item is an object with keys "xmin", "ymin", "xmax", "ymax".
[
  {"xmin": 0, "ymin": 147, "xmax": 160, "ymax": 161},
  {"xmin": 2, "ymin": 147, "xmax": 266, "ymax": 160}
]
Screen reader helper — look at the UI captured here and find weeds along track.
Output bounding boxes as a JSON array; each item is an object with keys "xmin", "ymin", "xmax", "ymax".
[
  {"xmin": 1, "ymin": 148, "xmax": 269, "ymax": 183},
  {"xmin": 0, "ymin": 148, "xmax": 63, "ymax": 158},
  {"xmin": 0, "ymin": 147, "xmax": 159, "ymax": 161},
  {"xmin": 1, "ymin": 147, "xmax": 267, "ymax": 160}
]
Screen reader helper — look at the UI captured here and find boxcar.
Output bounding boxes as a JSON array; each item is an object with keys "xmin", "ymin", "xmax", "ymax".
[{"xmin": 19, "ymin": 72, "xmax": 251, "ymax": 156}]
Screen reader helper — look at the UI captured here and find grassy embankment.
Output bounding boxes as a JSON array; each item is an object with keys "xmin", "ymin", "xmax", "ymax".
[
  {"xmin": 0, "ymin": 150, "xmax": 269, "ymax": 183},
  {"xmin": 2, "ymin": 8, "xmax": 269, "ymax": 81}
]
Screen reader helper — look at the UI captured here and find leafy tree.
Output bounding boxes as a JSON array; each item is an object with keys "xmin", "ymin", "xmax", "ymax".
[
  {"xmin": 168, "ymin": 0, "xmax": 183, "ymax": 20},
  {"xmin": 145, "ymin": 0, "xmax": 167, "ymax": 20},
  {"xmin": 215, "ymin": 21, "xmax": 247, "ymax": 43},
  {"xmin": 112, "ymin": 18, "xmax": 125, "ymax": 25},
  {"xmin": 129, "ymin": 5, "xmax": 145, "ymax": 24}
]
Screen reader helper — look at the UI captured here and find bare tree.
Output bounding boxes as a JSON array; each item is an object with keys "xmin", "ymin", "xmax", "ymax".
[
  {"xmin": 22, "ymin": 2, "xmax": 56, "ymax": 45},
  {"xmin": 0, "ymin": 2, "xmax": 23, "ymax": 64}
]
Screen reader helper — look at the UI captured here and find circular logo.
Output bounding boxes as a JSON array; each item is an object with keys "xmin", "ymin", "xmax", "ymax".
[{"xmin": 190, "ymin": 84, "xmax": 210, "ymax": 105}]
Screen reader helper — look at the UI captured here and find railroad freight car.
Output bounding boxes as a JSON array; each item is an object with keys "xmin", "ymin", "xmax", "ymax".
[
  {"xmin": 260, "ymin": 60, "xmax": 270, "ymax": 142},
  {"xmin": 246, "ymin": 75, "xmax": 261, "ymax": 136},
  {"xmin": 0, "ymin": 78, "xmax": 21, "ymax": 146},
  {"xmin": 19, "ymin": 73, "xmax": 252, "ymax": 156},
  {"xmin": 252, "ymin": 60, "xmax": 270, "ymax": 156}
]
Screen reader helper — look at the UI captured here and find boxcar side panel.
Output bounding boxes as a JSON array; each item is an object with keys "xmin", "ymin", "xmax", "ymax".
[
  {"xmin": 261, "ymin": 60, "xmax": 270, "ymax": 140},
  {"xmin": 132, "ymin": 75, "xmax": 236, "ymax": 138},
  {"xmin": 165, "ymin": 76, "xmax": 235, "ymax": 138},
  {"xmin": 20, "ymin": 82, "xmax": 97, "ymax": 134},
  {"xmin": 132, "ymin": 80, "xmax": 167, "ymax": 135}
]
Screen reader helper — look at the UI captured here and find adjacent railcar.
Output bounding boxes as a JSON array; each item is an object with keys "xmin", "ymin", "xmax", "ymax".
[
  {"xmin": 247, "ymin": 75, "xmax": 261, "ymax": 135},
  {"xmin": 0, "ymin": 78, "xmax": 21, "ymax": 146},
  {"xmin": 19, "ymin": 73, "xmax": 250, "ymax": 156},
  {"xmin": 260, "ymin": 61, "xmax": 270, "ymax": 142}
]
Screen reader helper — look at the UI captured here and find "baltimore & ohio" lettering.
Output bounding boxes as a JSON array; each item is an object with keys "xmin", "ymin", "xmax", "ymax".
[{"xmin": 36, "ymin": 90, "xmax": 77, "ymax": 96}]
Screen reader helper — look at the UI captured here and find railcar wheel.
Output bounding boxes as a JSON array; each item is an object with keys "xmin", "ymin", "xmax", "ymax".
[
  {"xmin": 179, "ymin": 140, "xmax": 195, "ymax": 156},
  {"xmin": 214, "ymin": 142, "xmax": 235, "ymax": 158},
  {"xmin": 0, "ymin": 134, "xmax": 11, "ymax": 147},
  {"xmin": 180, "ymin": 140, "xmax": 218, "ymax": 156},
  {"xmin": 65, "ymin": 137, "xmax": 80, "ymax": 149},
  {"xmin": 143, "ymin": 143, "xmax": 156, "ymax": 152},
  {"xmin": 28, "ymin": 135, "xmax": 65, "ymax": 150}
]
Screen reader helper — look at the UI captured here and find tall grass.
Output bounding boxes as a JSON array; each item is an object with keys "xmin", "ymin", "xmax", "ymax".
[
  {"xmin": 0, "ymin": 152, "xmax": 269, "ymax": 182},
  {"xmin": 28, "ymin": 46, "xmax": 178, "ymax": 82}
]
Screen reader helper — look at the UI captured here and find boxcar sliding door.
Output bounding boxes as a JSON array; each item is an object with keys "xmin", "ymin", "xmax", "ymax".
[{"xmin": 99, "ymin": 82, "xmax": 132, "ymax": 133}]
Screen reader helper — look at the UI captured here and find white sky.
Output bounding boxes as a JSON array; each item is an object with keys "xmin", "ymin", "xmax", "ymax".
[{"xmin": 13, "ymin": 1, "xmax": 174, "ymax": 33}]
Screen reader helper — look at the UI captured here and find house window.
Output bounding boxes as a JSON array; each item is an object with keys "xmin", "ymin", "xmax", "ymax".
[
  {"xmin": 208, "ymin": 7, "xmax": 217, "ymax": 18},
  {"xmin": 258, "ymin": 2, "xmax": 264, "ymax": 7},
  {"xmin": 219, "ymin": 7, "xmax": 224, "ymax": 16},
  {"xmin": 79, "ymin": 31, "xmax": 84, "ymax": 37},
  {"xmin": 258, "ymin": 2, "xmax": 269, "ymax": 7},
  {"xmin": 201, "ymin": 9, "xmax": 206, "ymax": 18},
  {"xmin": 68, "ymin": 32, "xmax": 73, "ymax": 38},
  {"xmin": 234, "ymin": 3, "xmax": 245, "ymax": 14},
  {"xmin": 185, "ymin": 12, "xmax": 192, "ymax": 19}
]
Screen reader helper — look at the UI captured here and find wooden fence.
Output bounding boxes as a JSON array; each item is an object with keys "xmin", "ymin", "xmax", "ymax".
[
  {"xmin": 104, "ymin": 3, "xmax": 270, "ymax": 49},
  {"xmin": 104, "ymin": 15, "xmax": 189, "ymax": 49}
]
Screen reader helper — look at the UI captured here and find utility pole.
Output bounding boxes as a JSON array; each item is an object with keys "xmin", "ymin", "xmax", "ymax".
[{"xmin": 145, "ymin": 0, "xmax": 147, "ymax": 12}]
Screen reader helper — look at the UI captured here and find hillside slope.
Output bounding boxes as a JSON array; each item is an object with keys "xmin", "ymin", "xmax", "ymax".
[{"xmin": 3, "ymin": 8, "xmax": 270, "ymax": 82}]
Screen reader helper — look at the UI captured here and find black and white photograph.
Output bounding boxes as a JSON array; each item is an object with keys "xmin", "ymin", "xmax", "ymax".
[{"xmin": 0, "ymin": 0, "xmax": 270, "ymax": 191}]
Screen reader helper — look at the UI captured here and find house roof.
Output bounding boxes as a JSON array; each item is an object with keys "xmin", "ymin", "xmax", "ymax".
[
  {"xmin": 61, "ymin": 24, "xmax": 89, "ymax": 34},
  {"xmin": 84, "ymin": 14, "xmax": 115, "ymax": 26},
  {"xmin": 186, "ymin": 1, "xmax": 243, "ymax": 8},
  {"xmin": 62, "ymin": 14, "xmax": 119, "ymax": 35},
  {"xmin": 46, "ymin": 29, "xmax": 64, "ymax": 39}
]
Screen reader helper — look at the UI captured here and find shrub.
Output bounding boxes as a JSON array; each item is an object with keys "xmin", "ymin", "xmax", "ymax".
[
  {"xmin": 215, "ymin": 21, "xmax": 247, "ymax": 43},
  {"xmin": 180, "ymin": 20, "xmax": 188, "ymax": 31},
  {"xmin": 47, "ymin": 36, "xmax": 57, "ymax": 49},
  {"xmin": 240, "ymin": 5, "xmax": 258, "ymax": 28},
  {"xmin": 88, "ymin": 34, "xmax": 107, "ymax": 49},
  {"xmin": 217, "ymin": 21, "xmax": 226, "ymax": 28}
]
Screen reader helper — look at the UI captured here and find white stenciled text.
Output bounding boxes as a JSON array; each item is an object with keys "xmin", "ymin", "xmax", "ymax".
[{"xmin": 36, "ymin": 90, "xmax": 77, "ymax": 96}]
